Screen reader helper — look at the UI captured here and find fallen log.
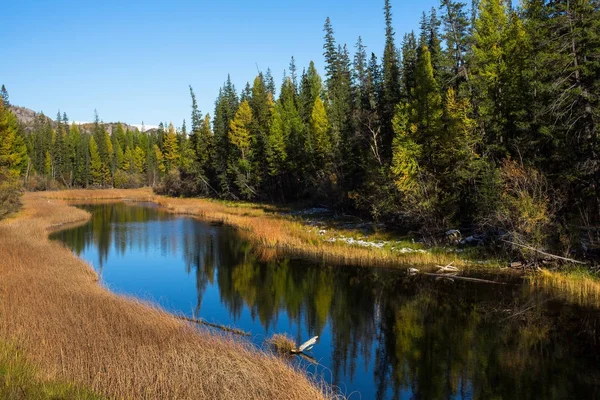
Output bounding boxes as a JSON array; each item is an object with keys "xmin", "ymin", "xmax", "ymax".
[
  {"xmin": 501, "ymin": 240, "xmax": 588, "ymax": 265},
  {"xmin": 291, "ymin": 336, "xmax": 319, "ymax": 354},
  {"xmin": 421, "ymin": 272, "xmax": 507, "ymax": 285}
]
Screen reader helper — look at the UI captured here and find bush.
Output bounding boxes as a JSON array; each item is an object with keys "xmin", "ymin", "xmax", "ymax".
[
  {"xmin": 0, "ymin": 168, "xmax": 21, "ymax": 219},
  {"xmin": 113, "ymin": 170, "xmax": 143, "ymax": 189},
  {"xmin": 483, "ymin": 160, "xmax": 561, "ymax": 257},
  {"xmin": 154, "ymin": 169, "xmax": 183, "ymax": 197}
]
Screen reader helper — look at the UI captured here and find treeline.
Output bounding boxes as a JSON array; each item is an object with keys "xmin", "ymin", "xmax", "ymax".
[
  {"xmin": 1, "ymin": 0, "xmax": 599, "ymax": 253},
  {"xmin": 1, "ymin": 92, "xmax": 189, "ymax": 192}
]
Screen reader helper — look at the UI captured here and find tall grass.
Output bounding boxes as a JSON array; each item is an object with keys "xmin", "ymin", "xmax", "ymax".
[
  {"xmin": 0, "ymin": 192, "xmax": 338, "ymax": 399},
  {"xmin": 0, "ymin": 340, "xmax": 104, "ymax": 399},
  {"xmin": 529, "ymin": 269, "xmax": 600, "ymax": 307}
]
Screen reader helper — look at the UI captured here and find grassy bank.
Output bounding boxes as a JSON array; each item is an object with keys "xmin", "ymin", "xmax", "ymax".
[
  {"xmin": 0, "ymin": 192, "xmax": 335, "ymax": 399},
  {"xmin": 528, "ymin": 269, "xmax": 600, "ymax": 307},
  {"xmin": 43, "ymin": 188, "xmax": 499, "ymax": 271},
  {"xmin": 0, "ymin": 340, "xmax": 104, "ymax": 399}
]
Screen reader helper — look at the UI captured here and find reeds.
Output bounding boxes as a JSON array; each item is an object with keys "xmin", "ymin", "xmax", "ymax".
[
  {"xmin": 529, "ymin": 269, "xmax": 600, "ymax": 307},
  {"xmin": 0, "ymin": 192, "xmax": 337, "ymax": 399}
]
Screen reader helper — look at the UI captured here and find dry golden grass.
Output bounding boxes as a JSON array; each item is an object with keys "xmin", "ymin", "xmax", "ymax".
[
  {"xmin": 267, "ymin": 334, "xmax": 296, "ymax": 356},
  {"xmin": 0, "ymin": 192, "xmax": 337, "ymax": 400},
  {"xmin": 42, "ymin": 188, "xmax": 472, "ymax": 270},
  {"xmin": 529, "ymin": 269, "xmax": 600, "ymax": 307}
]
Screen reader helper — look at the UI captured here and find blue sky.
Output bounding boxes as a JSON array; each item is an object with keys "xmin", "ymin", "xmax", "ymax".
[{"xmin": 2, "ymin": 0, "xmax": 439, "ymax": 128}]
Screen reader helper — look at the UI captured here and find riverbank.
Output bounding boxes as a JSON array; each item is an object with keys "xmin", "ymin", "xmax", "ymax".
[{"xmin": 0, "ymin": 192, "xmax": 334, "ymax": 399}]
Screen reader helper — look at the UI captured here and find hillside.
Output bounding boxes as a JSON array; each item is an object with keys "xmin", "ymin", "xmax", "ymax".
[{"xmin": 10, "ymin": 105, "xmax": 155, "ymax": 135}]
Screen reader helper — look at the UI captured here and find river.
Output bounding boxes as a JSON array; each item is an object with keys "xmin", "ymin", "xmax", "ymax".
[{"xmin": 51, "ymin": 202, "xmax": 600, "ymax": 399}]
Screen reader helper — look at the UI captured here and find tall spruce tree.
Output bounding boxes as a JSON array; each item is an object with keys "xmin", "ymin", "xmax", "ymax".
[{"xmin": 381, "ymin": 0, "xmax": 402, "ymax": 160}]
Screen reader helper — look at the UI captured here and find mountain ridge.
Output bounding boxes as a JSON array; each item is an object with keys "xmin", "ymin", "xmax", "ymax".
[{"xmin": 10, "ymin": 105, "xmax": 157, "ymax": 134}]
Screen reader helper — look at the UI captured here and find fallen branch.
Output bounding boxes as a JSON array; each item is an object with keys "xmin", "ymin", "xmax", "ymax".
[
  {"xmin": 176, "ymin": 315, "xmax": 251, "ymax": 336},
  {"xmin": 422, "ymin": 272, "xmax": 507, "ymax": 285},
  {"xmin": 501, "ymin": 239, "xmax": 588, "ymax": 265},
  {"xmin": 436, "ymin": 261, "xmax": 459, "ymax": 273}
]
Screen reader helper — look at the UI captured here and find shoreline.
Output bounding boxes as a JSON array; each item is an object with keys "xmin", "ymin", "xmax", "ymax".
[
  {"xmin": 43, "ymin": 188, "xmax": 600, "ymax": 307},
  {"xmin": 0, "ymin": 190, "xmax": 333, "ymax": 399}
]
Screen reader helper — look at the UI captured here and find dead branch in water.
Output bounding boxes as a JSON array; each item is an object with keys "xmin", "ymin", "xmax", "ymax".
[
  {"xmin": 176, "ymin": 315, "xmax": 251, "ymax": 336},
  {"xmin": 422, "ymin": 273, "xmax": 507, "ymax": 284}
]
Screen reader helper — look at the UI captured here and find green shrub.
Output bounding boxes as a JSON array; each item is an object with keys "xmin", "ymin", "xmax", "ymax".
[{"xmin": 0, "ymin": 168, "xmax": 21, "ymax": 219}]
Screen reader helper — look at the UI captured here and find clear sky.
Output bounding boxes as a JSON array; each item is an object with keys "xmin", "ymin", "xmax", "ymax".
[{"xmin": 2, "ymin": 0, "xmax": 438, "ymax": 128}]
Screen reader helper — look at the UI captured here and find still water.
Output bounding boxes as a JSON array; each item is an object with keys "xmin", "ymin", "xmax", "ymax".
[{"xmin": 51, "ymin": 203, "xmax": 600, "ymax": 399}]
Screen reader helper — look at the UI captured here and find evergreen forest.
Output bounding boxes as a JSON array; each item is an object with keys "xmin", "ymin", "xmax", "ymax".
[{"xmin": 1, "ymin": 0, "xmax": 599, "ymax": 254}]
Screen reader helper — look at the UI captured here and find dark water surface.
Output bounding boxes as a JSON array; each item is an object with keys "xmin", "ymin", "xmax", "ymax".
[{"xmin": 51, "ymin": 203, "xmax": 600, "ymax": 400}]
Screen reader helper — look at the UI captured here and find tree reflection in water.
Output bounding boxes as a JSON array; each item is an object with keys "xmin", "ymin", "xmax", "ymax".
[{"xmin": 52, "ymin": 203, "xmax": 600, "ymax": 400}]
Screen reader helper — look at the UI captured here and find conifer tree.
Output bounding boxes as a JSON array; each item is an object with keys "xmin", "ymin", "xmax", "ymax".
[
  {"xmin": 0, "ymin": 99, "xmax": 27, "ymax": 176},
  {"xmin": 381, "ymin": 0, "xmax": 402, "ymax": 159},
  {"xmin": 229, "ymin": 101, "xmax": 253, "ymax": 161},
  {"xmin": 162, "ymin": 123, "xmax": 179, "ymax": 172},
  {"xmin": 89, "ymin": 136, "xmax": 103, "ymax": 186},
  {"xmin": 472, "ymin": 0, "xmax": 509, "ymax": 155},
  {"xmin": 266, "ymin": 101, "xmax": 287, "ymax": 177},
  {"xmin": 299, "ymin": 62, "xmax": 323, "ymax": 124},
  {"xmin": 228, "ymin": 100, "xmax": 255, "ymax": 198},
  {"xmin": 307, "ymin": 97, "xmax": 331, "ymax": 163},
  {"xmin": 153, "ymin": 144, "xmax": 165, "ymax": 174},
  {"xmin": 0, "ymin": 85, "xmax": 9, "ymax": 107}
]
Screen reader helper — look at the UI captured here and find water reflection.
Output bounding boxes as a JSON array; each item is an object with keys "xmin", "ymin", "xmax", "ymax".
[{"xmin": 52, "ymin": 203, "xmax": 600, "ymax": 399}]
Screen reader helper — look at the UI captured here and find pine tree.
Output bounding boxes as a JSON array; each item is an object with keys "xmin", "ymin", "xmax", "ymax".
[
  {"xmin": 323, "ymin": 17, "xmax": 338, "ymax": 87},
  {"xmin": 228, "ymin": 100, "xmax": 255, "ymax": 199},
  {"xmin": 299, "ymin": 62, "xmax": 323, "ymax": 124},
  {"xmin": 133, "ymin": 146, "xmax": 145, "ymax": 173},
  {"xmin": 472, "ymin": 0, "xmax": 509, "ymax": 155},
  {"xmin": 381, "ymin": 0, "xmax": 402, "ymax": 159},
  {"xmin": 265, "ymin": 68, "xmax": 276, "ymax": 97},
  {"xmin": 229, "ymin": 101, "xmax": 253, "ymax": 161},
  {"xmin": 153, "ymin": 144, "xmax": 165, "ymax": 174},
  {"xmin": 289, "ymin": 56, "xmax": 298, "ymax": 92},
  {"xmin": 412, "ymin": 45, "xmax": 444, "ymax": 164},
  {"xmin": 162, "ymin": 123, "xmax": 179, "ymax": 172},
  {"xmin": 391, "ymin": 45, "xmax": 445, "ymax": 231},
  {"xmin": 266, "ymin": 101, "xmax": 287, "ymax": 177},
  {"xmin": 0, "ymin": 85, "xmax": 9, "ymax": 107},
  {"xmin": 307, "ymin": 97, "xmax": 331, "ymax": 162},
  {"xmin": 440, "ymin": 0, "xmax": 472, "ymax": 89},
  {"xmin": 89, "ymin": 136, "xmax": 103, "ymax": 186},
  {"xmin": 213, "ymin": 76, "xmax": 239, "ymax": 197},
  {"xmin": 401, "ymin": 32, "xmax": 418, "ymax": 101},
  {"xmin": 0, "ymin": 99, "xmax": 27, "ymax": 176}
]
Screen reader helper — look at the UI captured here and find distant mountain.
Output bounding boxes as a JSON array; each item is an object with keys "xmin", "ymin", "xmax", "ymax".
[{"xmin": 10, "ymin": 105, "xmax": 157, "ymax": 135}]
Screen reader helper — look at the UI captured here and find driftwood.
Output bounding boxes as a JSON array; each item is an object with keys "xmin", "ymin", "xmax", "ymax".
[
  {"xmin": 436, "ymin": 261, "xmax": 459, "ymax": 273},
  {"xmin": 291, "ymin": 336, "xmax": 319, "ymax": 354},
  {"xmin": 501, "ymin": 239, "xmax": 588, "ymax": 265},
  {"xmin": 176, "ymin": 315, "xmax": 251, "ymax": 336}
]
